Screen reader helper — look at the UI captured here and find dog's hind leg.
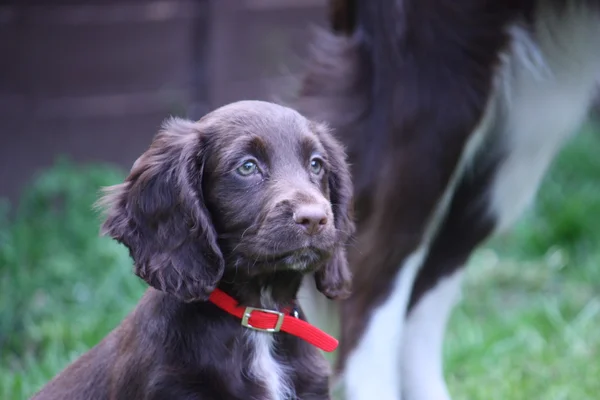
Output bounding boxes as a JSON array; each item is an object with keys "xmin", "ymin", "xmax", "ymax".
[{"xmin": 401, "ymin": 7, "xmax": 600, "ymax": 400}]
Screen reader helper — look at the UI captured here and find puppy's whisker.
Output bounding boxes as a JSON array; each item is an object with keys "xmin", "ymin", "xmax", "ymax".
[{"xmin": 226, "ymin": 224, "xmax": 261, "ymax": 255}]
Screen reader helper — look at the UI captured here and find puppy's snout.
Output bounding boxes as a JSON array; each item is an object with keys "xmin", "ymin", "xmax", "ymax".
[{"xmin": 293, "ymin": 204, "xmax": 328, "ymax": 235}]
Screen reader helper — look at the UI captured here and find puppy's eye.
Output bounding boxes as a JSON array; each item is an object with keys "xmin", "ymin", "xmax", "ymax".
[
  {"xmin": 309, "ymin": 157, "xmax": 323, "ymax": 175},
  {"xmin": 237, "ymin": 160, "xmax": 258, "ymax": 176}
]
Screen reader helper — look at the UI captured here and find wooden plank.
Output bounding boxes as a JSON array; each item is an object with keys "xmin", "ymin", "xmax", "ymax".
[
  {"xmin": 207, "ymin": 0, "xmax": 327, "ymax": 108},
  {"xmin": 0, "ymin": 1, "xmax": 209, "ymax": 203}
]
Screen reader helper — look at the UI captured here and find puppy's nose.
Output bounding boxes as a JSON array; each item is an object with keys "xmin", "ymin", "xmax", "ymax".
[{"xmin": 294, "ymin": 205, "xmax": 328, "ymax": 235}]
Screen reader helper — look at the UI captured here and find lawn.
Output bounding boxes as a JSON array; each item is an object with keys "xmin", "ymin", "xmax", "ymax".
[{"xmin": 1, "ymin": 124, "xmax": 599, "ymax": 399}]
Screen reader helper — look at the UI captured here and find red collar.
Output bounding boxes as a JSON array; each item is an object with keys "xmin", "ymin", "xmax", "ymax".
[{"xmin": 208, "ymin": 288, "xmax": 338, "ymax": 352}]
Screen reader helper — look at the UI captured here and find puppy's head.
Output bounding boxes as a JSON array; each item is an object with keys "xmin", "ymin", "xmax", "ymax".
[{"xmin": 99, "ymin": 100, "xmax": 354, "ymax": 302}]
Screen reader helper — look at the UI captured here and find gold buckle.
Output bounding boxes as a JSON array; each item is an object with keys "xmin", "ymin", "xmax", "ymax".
[{"xmin": 241, "ymin": 307, "xmax": 285, "ymax": 332}]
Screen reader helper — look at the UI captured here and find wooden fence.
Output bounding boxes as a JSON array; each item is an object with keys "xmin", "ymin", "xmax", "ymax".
[{"xmin": 0, "ymin": 0, "xmax": 327, "ymax": 202}]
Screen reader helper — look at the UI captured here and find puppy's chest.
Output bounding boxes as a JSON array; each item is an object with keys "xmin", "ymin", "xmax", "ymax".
[{"xmin": 246, "ymin": 332, "xmax": 330, "ymax": 400}]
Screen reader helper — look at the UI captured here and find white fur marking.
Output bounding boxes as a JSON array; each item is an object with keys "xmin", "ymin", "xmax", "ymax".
[
  {"xmin": 401, "ymin": 270, "xmax": 464, "ymax": 400},
  {"xmin": 343, "ymin": 248, "xmax": 426, "ymax": 400},
  {"xmin": 491, "ymin": 11, "xmax": 600, "ymax": 233},
  {"xmin": 246, "ymin": 289, "xmax": 294, "ymax": 400},
  {"xmin": 247, "ymin": 331, "xmax": 294, "ymax": 400}
]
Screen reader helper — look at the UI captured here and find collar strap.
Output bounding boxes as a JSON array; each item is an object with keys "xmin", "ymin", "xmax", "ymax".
[{"xmin": 208, "ymin": 288, "xmax": 339, "ymax": 352}]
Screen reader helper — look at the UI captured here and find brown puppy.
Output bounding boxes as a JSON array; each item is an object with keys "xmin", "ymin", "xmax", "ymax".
[{"xmin": 32, "ymin": 100, "xmax": 354, "ymax": 400}]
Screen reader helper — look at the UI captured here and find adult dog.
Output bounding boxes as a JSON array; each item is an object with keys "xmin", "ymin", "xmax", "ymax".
[{"xmin": 292, "ymin": 1, "xmax": 600, "ymax": 399}]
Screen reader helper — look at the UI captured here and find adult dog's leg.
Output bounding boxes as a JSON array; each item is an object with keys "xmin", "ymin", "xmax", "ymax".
[
  {"xmin": 294, "ymin": 1, "xmax": 518, "ymax": 398},
  {"xmin": 401, "ymin": 7, "xmax": 600, "ymax": 400},
  {"xmin": 401, "ymin": 271, "xmax": 463, "ymax": 400}
]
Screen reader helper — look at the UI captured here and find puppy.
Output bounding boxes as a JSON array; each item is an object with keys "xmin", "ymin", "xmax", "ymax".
[{"xmin": 32, "ymin": 100, "xmax": 355, "ymax": 400}]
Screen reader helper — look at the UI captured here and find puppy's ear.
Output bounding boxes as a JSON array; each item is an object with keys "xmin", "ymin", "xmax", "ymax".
[
  {"xmin": 312, "ymin": 122, "xmax": 355, "ymax": 300},
  {"xmin": 97, "ymin": 118, "xmax": 223, "ymax": 302}
]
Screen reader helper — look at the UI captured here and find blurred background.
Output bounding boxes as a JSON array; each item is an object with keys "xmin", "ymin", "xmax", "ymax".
[{"xmin": 1, "ymin": 1, "xmax": 599, "ymax": 399}]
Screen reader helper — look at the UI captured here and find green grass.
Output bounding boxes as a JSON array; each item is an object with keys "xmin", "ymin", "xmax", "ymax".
[
  {"xmin": 446, "ymin": 125, "xmax": 600, "ymax": 399},
  {"xmin": 0, "ymin": 159, "xmax": 146, "ymax": 398},
  {"xmin": 1, "ymin": 126, "xmax": 600, "ymax": 399}
]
